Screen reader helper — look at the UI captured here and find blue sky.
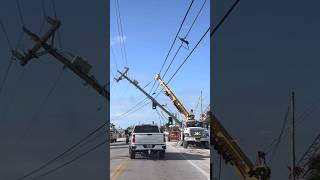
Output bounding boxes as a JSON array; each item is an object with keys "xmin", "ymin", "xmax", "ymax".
[{"xmin": 110, "ymin": 0, "xmax": 210, "ymax": 129}]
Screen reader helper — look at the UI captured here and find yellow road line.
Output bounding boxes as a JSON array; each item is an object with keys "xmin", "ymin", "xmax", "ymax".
[{"xmin": 111, "ymin": 159, "xmax": 129, "ymax": 180}]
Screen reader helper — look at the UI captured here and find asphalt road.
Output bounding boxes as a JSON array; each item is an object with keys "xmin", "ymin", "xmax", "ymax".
[{"xmin": 110, "ymin": 138, "xmax": 210, "ymax": 180}]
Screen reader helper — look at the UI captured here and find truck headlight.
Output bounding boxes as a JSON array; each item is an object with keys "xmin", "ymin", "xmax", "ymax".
[{"xmin": 202, "ymin": 132, "xmax": 209, "ymax": 137}]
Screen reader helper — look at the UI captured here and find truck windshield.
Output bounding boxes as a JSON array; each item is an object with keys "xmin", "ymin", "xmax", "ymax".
[{"xmin": 133, "ymin": 125, "xmax": 159, "ymax": 133}]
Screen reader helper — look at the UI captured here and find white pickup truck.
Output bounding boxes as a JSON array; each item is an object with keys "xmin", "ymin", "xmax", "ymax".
[{"xmin": 129, "ymin": 124, "xmax": 166, "ymax": 159}]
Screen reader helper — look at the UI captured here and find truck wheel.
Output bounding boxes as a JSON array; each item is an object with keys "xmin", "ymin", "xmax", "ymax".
[
  {"xmin": 130, "ymin": 150, "xmax": 136, "ymax": 159},
  {"xmin": 183, "ymin": 141, "xmax": 188, "ymax": 149},
  {"xmin": 159, "ymin": 151, "xmax": 165, "ymax": 159}
]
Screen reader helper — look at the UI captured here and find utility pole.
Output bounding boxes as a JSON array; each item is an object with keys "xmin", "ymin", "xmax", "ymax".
[
  {"xmin": 291, "ymin": 91, "xmax": 296, "ymax": 180},
  {"xmin": 11, "ymin": 16, "xmax": 110, "ymax": 101},
  {"xmin": 200, "ymin": 90, "xmax": 203, "ymax": 121},
  {"xmin": 115, "ymin": 67, "xmax": 182, "ymax": 126}
]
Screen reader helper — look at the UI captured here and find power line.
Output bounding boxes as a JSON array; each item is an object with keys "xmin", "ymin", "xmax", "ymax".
[
  {"xmin": 264, "ymin": 97, "xmax": 320, "ymax": 161},
  {"xmin": 166, "ymin": 26, "xmax": 210, "ymax": 84},
  {"xmin": 30, "ymin": 139, "xmax": 108, "ymax": 180},
  {"xmin": 114, "ymin": 0, "xmax": 128, "ymax": 67},
  {"xmin": 16, "ymin": 0, "xmax": 25, "ymax": 26},
  {"xmin": 161, "ymin": 0, "xmax": 207, "ymax": 80},
  {"xmin": 64, "ymin": 129, "xmax": 107, "ymax": 158},
  {"xmin": 13, "ymin": 121, "xmax": 107, "ymax": 180},
  {"xmin": 0, "ymin": 59, "xmax": 13, "ymax": 98},
  {"xmin": 210, "ymin": 0, "xmax": 240, "ymax": 38},
  {"xmin": 149, "ymin": 0, "xmax": 195, "ymax": 94},
  {"xmin": 268, "ymin": 103, "xmax": 291, "ymax": 165},
  {"xmin": 158, "ymin": 0, "xmax": 195, "ymax": 75},
  {"xmin": 50, "ymin": 0, "xmax": 63, "ymax": 49},
  {"xmin": 111, "ymin": 46, "xmax": 119, "ymax": 70},
  {"xmin": 185, "ymin": 0, "xmax": 207, "ymax": 38},
  {"xmin": 152, "ymin": 1, "xmax": 209, "ymax": 98},
  {"xmin": 38, "ymin": 0, "xmax": 49, "ymax": 35},
  {"xmin": 194, "ymin": 93, "xmax": 201, "ymax": 113},
  {"xmin": 0, "ymin": 19, "xmax": 14, "ymax": 99},
  {"xmin": 111, "ymin": 79, "xmax": 153, "ymax": 121},
  {"xmin": 16, "ymin": 69, "xmax": 64, "ymax": 145},
  {"xmin": 13, "ymin": 0, "xmax": 27, "ymax": 63},
  {"xmin": 113, "ymin": 98, "xmax": 149, "ymax": 121},
  {"xmin": 0, "ymin": 19, "xmax": 13, "ymax": 49},
  {"xmin": 116, "ymin": 0, "xmax": 128, "ymax": 66},
  {"xmin": 4, "ymin": 67, "xmax": 26, "ymax": 121}
]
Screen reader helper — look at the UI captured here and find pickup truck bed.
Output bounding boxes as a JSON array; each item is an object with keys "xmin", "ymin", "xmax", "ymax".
[{"xmin": 129, "ymin": 124, "xmax": 166, "ymax": 159}]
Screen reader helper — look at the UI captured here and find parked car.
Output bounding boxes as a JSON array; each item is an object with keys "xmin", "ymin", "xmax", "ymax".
[{"xmin": 129, "ymin": 124, "xmax": 166, "ymax": 159}]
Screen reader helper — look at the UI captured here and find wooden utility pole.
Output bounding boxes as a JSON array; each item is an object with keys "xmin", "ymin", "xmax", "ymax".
[
  {"xmin": 291, "ymin": 91, "xmax": 296, "ymax": 180},
  {"xmin": 11, "ymin": 16, "xmax": 109, "ymax": 100},
  {"xmin": 200, "ymin": 90, "xmax": 203, "ymax": 121},
  {"xmin": 115, "ymin": 67, "xmax": 182, "ymax": 126}
]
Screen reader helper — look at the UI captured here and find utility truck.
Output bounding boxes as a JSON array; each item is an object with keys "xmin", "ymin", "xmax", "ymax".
[{"xmin": 155, "ymin": 74, "xmax": 210, "ymax": 149}]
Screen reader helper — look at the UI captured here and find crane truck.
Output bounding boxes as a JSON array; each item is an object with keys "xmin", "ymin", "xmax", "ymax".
[{"xmin": 155, "ymin": 74, "xmax": 210, "ymax": 149}]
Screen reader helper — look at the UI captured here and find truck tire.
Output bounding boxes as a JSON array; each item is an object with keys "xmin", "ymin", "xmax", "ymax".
[
  {"xmin": 183, "ymin": 141, "xmax": 188, "ymax": 149},
  {"xmin": 130, "ymin": 150, "xmax": 136, "ymax": 159},
  {"xmin": 159, "ymin": 151, "xmax": 165, "ymax": 159}
]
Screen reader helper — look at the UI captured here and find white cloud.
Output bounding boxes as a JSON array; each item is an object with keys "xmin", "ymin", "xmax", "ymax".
[{"xmin": 110, "ymin": 35, "xmax": 127, "ymax": 47}]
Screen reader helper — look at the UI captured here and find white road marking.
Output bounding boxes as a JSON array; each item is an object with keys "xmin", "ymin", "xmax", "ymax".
[{"xmin": 167, "ymin": 142, "xmax": 210, "ymax": 180}]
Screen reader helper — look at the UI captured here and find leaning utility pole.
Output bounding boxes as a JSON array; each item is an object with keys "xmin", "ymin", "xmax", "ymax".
[
  {"xmin": 115, "ymin": 67, "xmax": 182, "ymax": 126},
  {"xmin": 11, "ymin": 16, "xmax": 109, "ymax": 100}
]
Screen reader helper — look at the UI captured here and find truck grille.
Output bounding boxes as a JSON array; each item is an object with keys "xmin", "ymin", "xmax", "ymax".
[{"xmin": 190, "ymin": 129, "xmax": 204, "ymax": 137}]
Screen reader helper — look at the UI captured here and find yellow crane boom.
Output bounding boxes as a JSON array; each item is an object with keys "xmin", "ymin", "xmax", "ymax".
[
  {"xmin": 155, "ymin": 74, "xmax": 194, "ymax": 121},
  {"xmin": 209, "ymin": 112, "xmax": 271, "ymax": 180}
]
